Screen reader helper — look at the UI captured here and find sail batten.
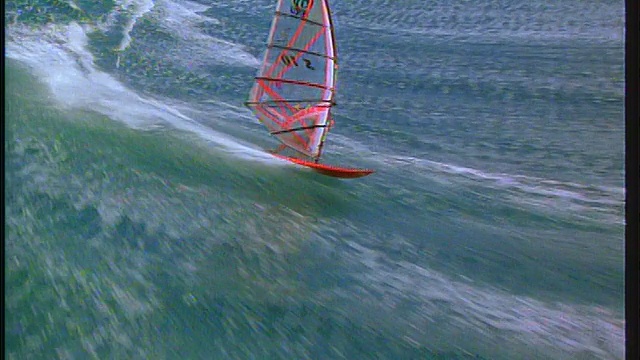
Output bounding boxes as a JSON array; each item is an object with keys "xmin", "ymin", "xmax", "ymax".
[
  {"xmin": 255, "ymin": 76, "xmax": 331, "ymax": 90},
  {"xmin": 274, "ymin": 11, "xmax": 327, "ymax": 27},
  {"xmin": 247, "ymin": 0, "xmax": 337, "ymax": 160},
  {"xmin": 267, "ymin": 44, "xmax": 335, "ymax": 60}
]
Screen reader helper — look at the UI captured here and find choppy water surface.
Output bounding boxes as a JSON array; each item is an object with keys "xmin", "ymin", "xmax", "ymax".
[{"xmin": 5, "ymin": 0, "xmax": 624, "ymax": 359}]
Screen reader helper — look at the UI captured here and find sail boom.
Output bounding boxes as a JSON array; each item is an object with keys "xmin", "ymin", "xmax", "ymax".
[
  {"xmin": 246, "ymin": 99, "xmax": 334, "ymax": 105},
  {"xmin": 270, "ymin": 124, "xmax": 327, "ymax": 135}
]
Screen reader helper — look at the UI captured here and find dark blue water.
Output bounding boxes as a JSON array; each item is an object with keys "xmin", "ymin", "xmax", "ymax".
[{"xmin": 5, "ymin": 0, "xmax": 625, "ymax": 358}]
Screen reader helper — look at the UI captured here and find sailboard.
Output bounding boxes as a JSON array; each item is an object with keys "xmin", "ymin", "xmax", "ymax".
[{"xmin": 245, "ymin": 0, "xmax": 374, "ymax": 178}]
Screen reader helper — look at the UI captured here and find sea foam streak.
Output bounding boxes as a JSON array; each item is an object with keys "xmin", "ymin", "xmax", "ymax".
[
  {"xmin": 115, "ymin": 0, "xmax": 155, "ymax": 52},
  {"xmin": 150, "ymin": 0, "xmax": 260, "ymax": 68},
  {"xmin": 114, "ymin": 0, "xmax": 155, "ymax": 68},
  {"xmin": 329, "ymin": 230, "xmax": 624, "ymax": 359},
  {"xmin": 5, "ymin": 22, "xmax": 277, "ymax": 164},
  {"xmin": 379, "ymin": 154, "xmax": 623, "ymax": 226}
]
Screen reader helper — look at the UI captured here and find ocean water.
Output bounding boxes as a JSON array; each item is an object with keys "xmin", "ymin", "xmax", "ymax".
[{"xmin": 4, "ymin": 0, "xmax": 625, "ymax": 359}]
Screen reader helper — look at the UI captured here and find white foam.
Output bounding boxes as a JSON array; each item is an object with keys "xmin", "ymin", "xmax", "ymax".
[
  {"xmin": 114, "ymin": 0, "xmax": 155, "ymax": 54},
  {"xmin": 383, "ymin": 154, "xmax": 622, "ymax": 202},
  {"xmin": 6, "ymin": 22, "xmax": 279, "ymax": 164},
  {"xmin": 341, "ymin": 238, "xmax": 623, "ymax": 359},
  {"xmin": 151, "ymin": 0, "xmax": 260, "ymax": 68},
  {"xmin": 376, "ymin": 153, "xmax": 623, "ymax": 225},
  {"xmin": 65, "ymin": 0, "xmax": 81, "ymax": 11},
  {"xmin": 160, "ymin": 0, "xmax": 217, "ymax": 30}
]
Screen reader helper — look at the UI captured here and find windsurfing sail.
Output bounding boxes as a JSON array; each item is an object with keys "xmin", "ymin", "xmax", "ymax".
[{"xmin": 245, "ymin": 0, "xmax": 337, "ymax": 161}]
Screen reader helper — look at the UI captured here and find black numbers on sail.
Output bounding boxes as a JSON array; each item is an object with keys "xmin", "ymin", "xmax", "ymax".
[
  {"xmin": 281, "ymin": 55, "xmax": 298, "ymax": 67},
  {"xmin": 303, "ymin": 59, "xmax": 315, "ymax": 70},
  {"xmin": 290, "ymin": 0, "xmax": 309, "ymax": 15},
  {"xmin": 281, "ymin": 55, "xmax": 314, "ymax": 70}
]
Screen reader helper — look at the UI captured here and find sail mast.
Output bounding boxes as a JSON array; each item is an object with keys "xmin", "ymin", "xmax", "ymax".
[{"xmin": 314, "ymin": 0, "xmax": 337, "ymax": 162}]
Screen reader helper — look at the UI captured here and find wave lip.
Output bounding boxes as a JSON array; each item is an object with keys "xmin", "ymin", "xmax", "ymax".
[{"xmin": 5, "ymin": 21, "xmax": 278, "ymax": 164}]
